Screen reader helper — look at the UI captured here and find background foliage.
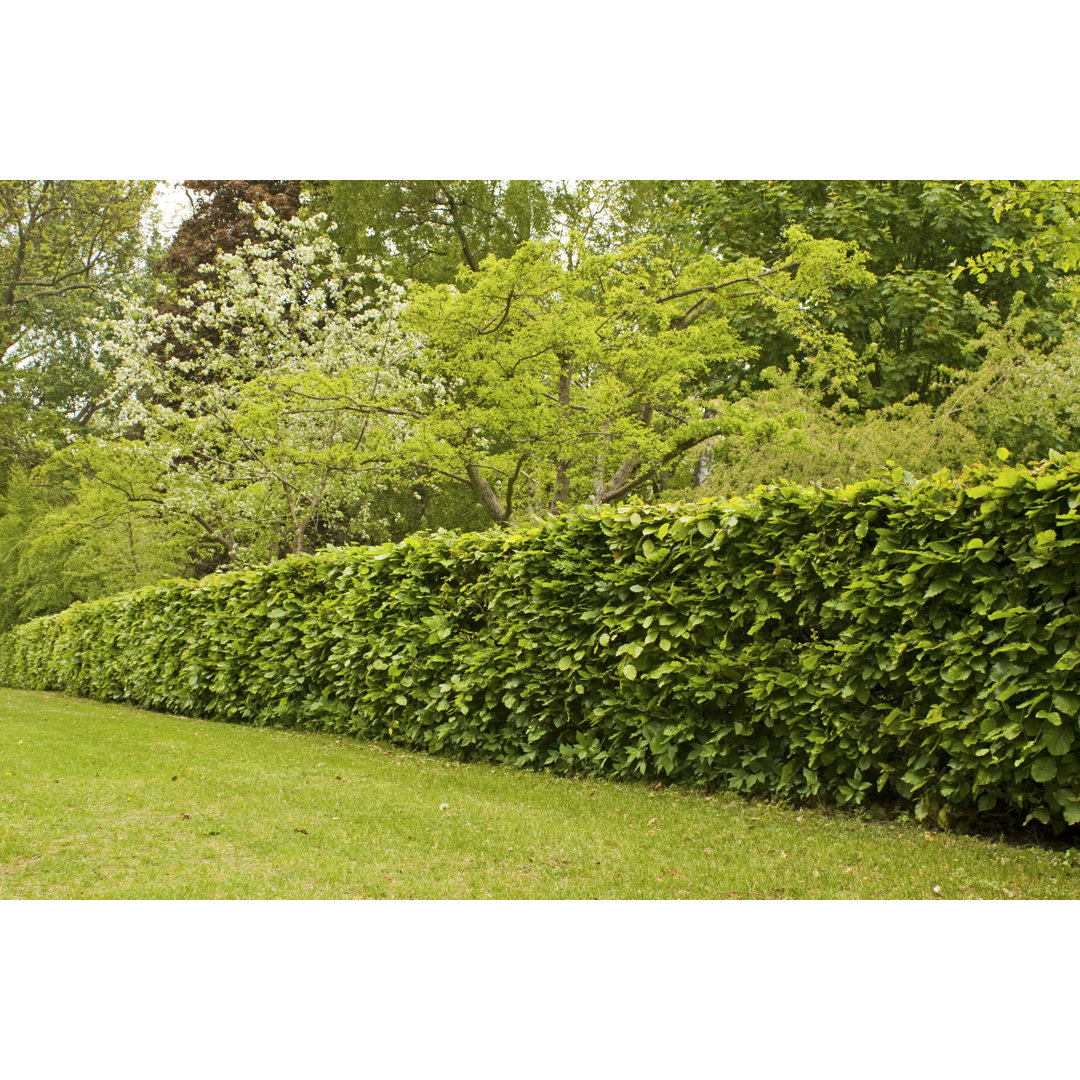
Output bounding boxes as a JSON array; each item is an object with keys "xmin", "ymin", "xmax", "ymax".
[{"xmin": 4, "ymin": 177, "xmax": 1080, "ymax": 642}]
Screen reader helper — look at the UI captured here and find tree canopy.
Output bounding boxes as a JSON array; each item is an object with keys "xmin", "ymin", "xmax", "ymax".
[
  {"xmin": 3, "ymin": 176, "xmax": 1079, "ymax": 628},
  {"xmin": 0, "ymin": 180, "xmax": 156, "ymax": 483},
  {"xmin": 666, "ymin": 180, "xmax": 1074, "ymax": 407}
]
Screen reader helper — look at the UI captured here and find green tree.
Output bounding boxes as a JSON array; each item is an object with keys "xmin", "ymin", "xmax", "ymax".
[
  {"xmin": 668, "ymin": 180, "xmax": 1072, "ymax": 408},
  {"xmin": 0, "ymin": 460, "xmax": 199, "ymax": 631},
  {"xmin": 403, "ymin": 228, "xmax": 873, "ymax": 523},
  {"xmin": 312, "ymin": 181, "xmax": 554, "ymax": 285},
  {"xmin": 939, "ymin": 308, "xmax": 1080, "ymax": 463},
  {"xmin": 667, "ymin": 373, "xmax": 983, "ymax": 499},
  {"xmin": 0, "ymin": 180, "xmax": 156, "ymax": 485},
  {"xmin": 310, "ymin": 180, "xmax": 679, "ymax": 285},
  {"xmin": 956, "ymin": 181, "xmax": 1080, "ymax": 301}
]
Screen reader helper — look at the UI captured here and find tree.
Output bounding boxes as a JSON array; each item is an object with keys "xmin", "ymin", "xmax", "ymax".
[
  {"xmin": 956, "ymin": 181, "xmax": 1080, "ymax": 294},
  {"xmin": 311, "ymin": 180, "xmax": 554, "ymax": 285},
  {"xmin": 0, "ymin": 180, "xmax": 156, "ymax": 485},
  {"xmin": 667, "ymin": 180, "xmax": 1073, "ymax": 408},
  {"xmin": 939, "ymin": 307, "xmax": 1080, "ymax": 463},
  {"xmin": 161, "ymin": 180, "xmax": 304, "ymax": 290},
  {"xmin": 666, "ymin": 372, "xmax": 983, "ymax": 499},
  {"xmin": 101, "ymin": 208, "xmax": 420, "ymax": 564},
  {"xmin": 0, "ymin": 460, "xmax": 197, "ymax": 631},
  {"xmin": 309, "ymin": 180, "xmax": 680, "ymax": 286},
  {"xmin": 402, "ymin": 228, "xmax": 873, "ymax": 523}
]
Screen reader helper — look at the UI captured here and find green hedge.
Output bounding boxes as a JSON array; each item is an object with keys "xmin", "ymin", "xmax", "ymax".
[{"xmin": 4, "ymin": 454, "xmax": 1080, "ymax": 831}]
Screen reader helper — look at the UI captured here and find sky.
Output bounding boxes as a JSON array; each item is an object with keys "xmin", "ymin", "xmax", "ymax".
[{"xmin": 150, "ymin": 180, "xmax": 193, "ymax": 239}]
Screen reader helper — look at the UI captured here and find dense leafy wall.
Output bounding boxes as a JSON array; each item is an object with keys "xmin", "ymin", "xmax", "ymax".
[{"xmin": 4, "ymin": 455, "xmax": 1080, "ymax": 831}]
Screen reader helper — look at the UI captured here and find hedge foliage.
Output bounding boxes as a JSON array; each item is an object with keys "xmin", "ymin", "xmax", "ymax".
[{"xmin": 4, "ymin": 453, "xmax": 1080, "ymax": 832}]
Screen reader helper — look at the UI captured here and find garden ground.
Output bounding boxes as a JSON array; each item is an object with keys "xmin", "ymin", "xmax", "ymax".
[{"xmin": 2, "ymin": 688, "xmax": 1078, "ymax": 899}]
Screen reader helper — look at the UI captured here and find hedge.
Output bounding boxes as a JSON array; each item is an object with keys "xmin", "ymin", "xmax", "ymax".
[{"xmin": 3, "ymin": 453, "xmax": 1080, "ymax": 832}]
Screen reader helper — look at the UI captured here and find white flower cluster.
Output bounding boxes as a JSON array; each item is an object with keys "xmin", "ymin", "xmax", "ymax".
[{"xmin": 95, "ymin": 208, "xmax": 423, "ymax": 560}]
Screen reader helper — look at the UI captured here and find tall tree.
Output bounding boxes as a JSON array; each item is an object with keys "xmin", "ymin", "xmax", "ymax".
[
  {"xmin": 0, "ymin": 180, "xmax": 156, "ymax": 484},
  {"xmin": 102, "ymin": 210, "xmax": 420, "ymax": 564},
  {"xmin": 956, "ymin": 181, "xmax": 1080, "ymax": 294},
  {"xmin": 404, "ymin": 228, "xmax": 873, "ymax": 523},
  {"xmin": 311, "ymin": 181, "xmax": 553, "ymax": 285},
  {"xmin": 161, "ymin": 180, "xmax": 304, "ymax": 289},
  {"xmin": 0, "ymin": 460, "xmax": 197, "ymax": 631},
  {"xmin": 667, "ymin": 180, "xmax": 1073, "ymax": 408},
  {"xmin": 311, "ymin": 181, "xmax": 684, "ymax": 285}
]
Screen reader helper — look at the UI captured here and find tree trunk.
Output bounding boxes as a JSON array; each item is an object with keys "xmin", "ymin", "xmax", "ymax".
[
  {"xmin": 466, "ymin": 464, "xmax": 508, "ymax": 522},
  {"xmin": 551, "ymin": 352, "xmax": 573, "ymax": 511}
]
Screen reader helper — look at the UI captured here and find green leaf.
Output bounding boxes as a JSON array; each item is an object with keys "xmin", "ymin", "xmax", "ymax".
[
  {"xmin": 622, "ymin": 663, "xmax": 637, "ymax": 681},
  {"xmin": 1031, "ymin": 757, "xmax": 1057, "ymax": 783},
  {"xmin": 1045, "ymin": 725, "xmax": 1073, "ymax": 757},
  {"xmin": 1053, "ymin": 691, "xmax": 1080, "ymax": 713},
  {"xmin": 697, "ymin": 518, "xmax": 715, "ymax": 538}
]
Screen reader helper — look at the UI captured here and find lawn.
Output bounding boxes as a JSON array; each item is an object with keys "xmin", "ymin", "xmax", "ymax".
[{"xmin": 2, "ymin": 687, "xmax": 1077, "ymax": 899}]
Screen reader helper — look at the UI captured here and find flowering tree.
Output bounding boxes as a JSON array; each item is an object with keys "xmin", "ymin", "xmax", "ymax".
[{"xmin": 100, "ymin": 208, "xmax": 421, "ymax": 563}]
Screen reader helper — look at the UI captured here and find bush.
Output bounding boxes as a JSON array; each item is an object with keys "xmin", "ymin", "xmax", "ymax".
[{"xmin": 4, "ymin": 452, "xmax": 1080, "ymax": 832}]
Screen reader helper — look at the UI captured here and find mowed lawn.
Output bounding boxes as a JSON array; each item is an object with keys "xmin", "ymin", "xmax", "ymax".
[{"xmin": 1, "ymin": 688, "xmax": 1078, "ymax": 899}]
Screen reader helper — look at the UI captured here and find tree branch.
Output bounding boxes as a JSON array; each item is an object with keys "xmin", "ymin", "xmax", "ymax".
[
  {"xmin": 436, "ymin": 182, "xmax": 480, "ymax": 272},
  {"xmin": 477, "ymin": 289, "xmax": 515, "ymax": 335}
]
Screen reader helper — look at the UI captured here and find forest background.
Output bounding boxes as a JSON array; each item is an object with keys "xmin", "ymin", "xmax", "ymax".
[{"xmin": 3, "ymin": 178, "xmax": 1080, "ymax": 630}]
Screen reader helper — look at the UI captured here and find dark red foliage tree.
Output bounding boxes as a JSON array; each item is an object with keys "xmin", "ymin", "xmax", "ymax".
[{"xmin": 163, "ymin": 181, "xmax": 304, "ymax": 289}]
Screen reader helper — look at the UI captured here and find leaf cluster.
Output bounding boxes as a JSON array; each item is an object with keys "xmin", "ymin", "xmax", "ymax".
[{"xmin": 669, "ymin": 180, "xmax": 1074, "ymax": 408}]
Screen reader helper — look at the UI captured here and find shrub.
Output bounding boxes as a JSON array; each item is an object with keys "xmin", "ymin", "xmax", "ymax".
[{"xmin": 3, "ymin": 452, "xmax": 1080, "ymax": 831}]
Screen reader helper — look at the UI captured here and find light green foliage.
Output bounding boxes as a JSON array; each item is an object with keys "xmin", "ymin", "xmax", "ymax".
[
  {"xmin": 6, "ymin": 453, "xmax": 1080, "ymax": 832},
  {"xmin": 311, "ymin": 180, "xmax": 555, "ymax": 284},
  {"xmin": 545, "ymin": 180, "xmax": 682, "ymax": 259},
  {"xmin": 404, "ymin": 230, "xmax": 872, "ymax": 521},
  {"xmin": 673, "ymin": 373, "xmax": 983, "ymax": 498},
  {"xmin": 941, "ymin": 310, "xmax": 1080, "ymax": 462},
  {"xmin": 0, "ymin": 462, "xmax": 197, "ymax": 630},
  {"xmin": 310, "ymin": 180, "xmax": 676, "ymax": 286},
  {"xmin": 958, "ymin": 181, "xmax": 1080, "ymax": 293},
  {"xmin": 0, "ymin": 180, "xmax": 157, "ymax": 484},
  {"xmin": 102, "ymin": 208, "xmax": 422, "ymax": 562}
]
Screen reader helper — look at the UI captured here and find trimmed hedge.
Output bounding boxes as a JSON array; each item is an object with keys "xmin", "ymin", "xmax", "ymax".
[{"xmin": 4, "ymin": 455, "xmax": 1080, "ymax": 831}]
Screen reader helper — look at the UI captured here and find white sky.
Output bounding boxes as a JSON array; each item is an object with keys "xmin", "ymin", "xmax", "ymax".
[{"xmin": 149, "ymin": 180, "xmax": 196, "ymax": 243}]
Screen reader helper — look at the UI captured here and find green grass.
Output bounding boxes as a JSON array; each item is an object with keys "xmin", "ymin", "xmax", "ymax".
[{"xmin": 2, "ymin": 687, "xmax": 1078, "ymax": 899}]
